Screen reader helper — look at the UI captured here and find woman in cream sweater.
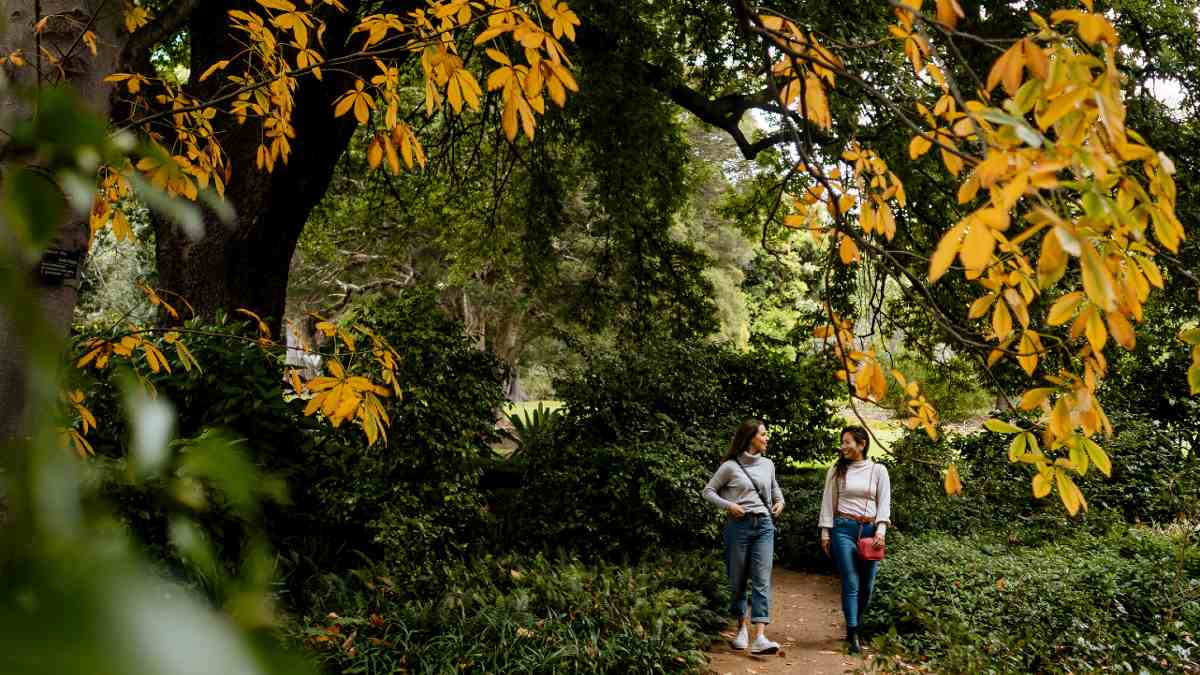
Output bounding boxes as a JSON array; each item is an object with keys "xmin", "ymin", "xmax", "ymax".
[{"xmin": 819, "ymin": 425, "xmax": 891, "ymax": 654}]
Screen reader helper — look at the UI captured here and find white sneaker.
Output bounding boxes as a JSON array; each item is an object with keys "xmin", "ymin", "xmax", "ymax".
[
  {"xmin": 730, "ymin": 624, "xmax": 749, "ymax": 650},
  {"xmin": 749, "ymin": 635, "xmax": 779, "ymax": 655}
]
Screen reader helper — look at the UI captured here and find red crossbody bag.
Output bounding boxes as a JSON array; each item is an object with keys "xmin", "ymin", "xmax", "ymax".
[{"xmin": 850, "ymin": 464, "xmax": 885, "ymax": 561}]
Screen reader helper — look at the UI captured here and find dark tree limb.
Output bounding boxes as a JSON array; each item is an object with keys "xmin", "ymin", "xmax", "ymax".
[{"xmin": 120, "ymin": 0, "xmax": 203, "ymax": 66}]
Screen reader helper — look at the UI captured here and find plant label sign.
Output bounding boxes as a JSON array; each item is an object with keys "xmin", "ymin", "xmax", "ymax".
[{"xmin": 37, "ymin": 247, "xmax": 82, "ymax": 285}]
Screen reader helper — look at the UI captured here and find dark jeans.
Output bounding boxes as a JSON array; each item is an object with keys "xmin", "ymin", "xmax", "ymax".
[
  {"xmin": 723, "ymin": 513, "xmax": 775, "ymax": 623},
  {"xmin": 830, "ymin": 516, "xmax": 879, "ymax": 628}
]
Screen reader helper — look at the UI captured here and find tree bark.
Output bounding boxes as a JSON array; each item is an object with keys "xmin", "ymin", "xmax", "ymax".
[
  {"xmin": 0, "ymin": 1, "xmax": 121, "ymax": 441},
  {"xmin": 152, "ymin": 1, "xmax": 365, "ymax": 337}
]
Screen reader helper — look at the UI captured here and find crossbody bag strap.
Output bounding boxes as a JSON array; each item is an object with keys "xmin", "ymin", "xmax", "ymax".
[{"xmin": 735, "ymin": 459, "xmax": 773, "ymax": 515}]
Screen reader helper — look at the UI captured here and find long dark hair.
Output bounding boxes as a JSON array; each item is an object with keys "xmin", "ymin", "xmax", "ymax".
[
  {"xmin": 835, "ymin": 425, "xmax": 871, "ymax": 480},
  {"xmin": 722, "ymin": 418, "xmax": 764, "ymax": 463}
]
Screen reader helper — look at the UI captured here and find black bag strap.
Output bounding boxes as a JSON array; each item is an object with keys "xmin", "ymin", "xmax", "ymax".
[{"xmin": 735, "ymin": 458, "xmax": 774, "ymax": 517}]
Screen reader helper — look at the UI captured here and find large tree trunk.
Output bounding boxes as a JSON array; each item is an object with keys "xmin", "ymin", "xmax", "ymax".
[
  {"xmin": 152, "ymin": 1, "xmax": 366, "ymax": 337},
  {"xmin": 0, "ymin": 1, "xmax": 121, "ymax": 441}
]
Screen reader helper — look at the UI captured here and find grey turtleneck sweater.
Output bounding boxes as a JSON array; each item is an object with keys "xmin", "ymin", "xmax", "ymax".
[{"xmin": 702, "ymin": 452, "xmax": 784, "ymax": 515}]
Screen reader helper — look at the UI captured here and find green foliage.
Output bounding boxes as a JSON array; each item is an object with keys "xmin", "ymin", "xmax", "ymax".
[
  {"xmin": 1, "ymin": 85, "xmax": 302, "ymax": 675},
  {"xmin": 866, "ymin": 530, "xmax": 1200, "ymax": 674},
  {"xmin": 502, "ymin": 435, "xmax": 718, "ymax": 556},
  {"xmin": 773, "ymin": 470, "xmax": 831, "ymax": 572},
  {"xmin": 884, "ymin": 416, "xmax": 1200, "ymax": 544},
  {"xmin": 74, "ymin": 290, "xmax": 508, "ymax": 591},
  {"xmin": 553, "ymin": 338, "xmax": 840, "ymax": 466},
  {"xmin": 286, "ymin": 550, "xmax": 728, "ymax": 674},
  {"xmin": 506, "ymin": 402, "xmax": 564, "ymax": 459},
  {"xmin": 499, "ymin": 337, "xmax": 839, "ymax": 557},
  {"xmin": 279, "ymin": 290, "xmax": 508, "ymax": 583},
  {"xmin": 881, "ymin": 348, "xmax": 993, "ymax": 423}
]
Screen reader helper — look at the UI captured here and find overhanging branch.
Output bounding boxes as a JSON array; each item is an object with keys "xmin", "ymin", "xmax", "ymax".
[{"xmin": 120, "ymin": 0, "xmax": 203, "ymax": 67}]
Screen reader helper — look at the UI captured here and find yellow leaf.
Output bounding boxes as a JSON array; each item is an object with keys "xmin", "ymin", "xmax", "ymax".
[
  {"xmin": 1047, "ymin": 291, "xmax": 1083, "ymax": 326},
  {"xmin": 367, "ymin": 136, "xmax": 383, "ymax": 170},
  {"xmin": 1032, "ymin": 471, "xmax": 1052, "ymax": 498},
  {"xmin": 199, "ymin": 60, "xmax": 231, "ymax": 82},
  {"xmin": 986, "ymin": 41, "xmax": 1025, "ymax": 96},
  {"xmin": 992, "ymin": 300, "xmax": 1013, "ymax": 341},
  {"xmin": 1085, "ymin": 309, "xmax": 1108, "ymax": 354},
  {"xmin": 1017, "ymin": 330, "xmax": 1038, "ymax": 375},
  {"xmin": 803, "ymin": 73, "xmax": 832, "ymax": 130},
  {"xmin": 1023, "ymin": 40, "xmax": 1049, "ymax": 80},
  {"xmin": 975, "ymin": 208, "xmax": 1010, "ymax": 232},
  {"xmin": 1080, "ymin": 242, "xmax": 1116, "ymax": 312},
  {"xmin": 1050, "ymin": 396, "xmax": 1072, "ymax": 440},
  {"xmin": 968, "ymin": 293, "xmax": 998, "ymax": 319},
  {"xmin": 1037, "ymin": 230, "xmax": 1067, "ymax": 289},
  {"xmin": 959, "ymin": 221, "xmax": 995, "ymax": 271},
  {"xmin": 1037, "ymin": 86, "xmax": 1089, "ymax": 131},
  {"xmin": 1105, "ymin": 311, "xmax": 1135, "ymax": 350},
  {"xmin": 1082, "ymin": 436, "xmax": 1112, "ymax": 477},
  {"xmin": 1136, "ymin": 257, "xmax": 1163, "ymax": 289},
  {"xmin": 929, "ymin": 224, "xmax": 965, "ymax": 282},
  {"xmin": 909, "ymin": 134, "xmax": 933, "ymax": 159},
  {"xmin": 957, "ymin": 173, "xmax": 981, "ymax": 204},
  {"xmin": 382, "ymin": 135, "xmax": 400, "ymax": 174},
  {"xmin": 839, "ymin": 234, "xmax": 859, "ymax": 264},
  {"xmin": 1018, "ymin": 387, "xmax": 1054, "ymax": 411},
  {"xmin": 935, "ymin": 0, "xmax": 964, "ymax": 28},
  {"xmin": 984, "ymin": 418, "xmax": 1023, "ymax": 434},
  {"xmin": 941, "ymin": 147, "xmax": 963, "ymax": 177},
  {"xmin": 944, "ymin": 463, "xmax": 963, "ymax": 496},
  {"xmin": 1056, "ymin": 470, "xmax": 1085, "ymax": 515},
  {"xmin": 1005, "ymin": 288, "xmax": 1030, "ymax": 328}
]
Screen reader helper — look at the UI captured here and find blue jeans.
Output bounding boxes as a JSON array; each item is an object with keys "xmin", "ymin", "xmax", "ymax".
[
  {"xmin": 830, "ymin": 516, "xmax": 879, "ymax": 628},
  {"xmin": 724, "ymin": 513, "xmax": 774, "ymax": 623}
]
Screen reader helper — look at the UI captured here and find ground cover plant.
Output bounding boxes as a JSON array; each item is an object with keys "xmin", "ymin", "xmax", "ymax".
[
  {"xmin": 287, "ymin": 551, "xmax": 729, "ymax": 674},
  {"xmin": 864, "ymin": 529, "xmax": 1200, "ymax": 674}
]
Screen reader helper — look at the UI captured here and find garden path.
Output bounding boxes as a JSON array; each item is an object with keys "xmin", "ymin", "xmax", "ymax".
[{"xmin": 705, "ymin": 566, "xmax": 868, "ymax": 675}]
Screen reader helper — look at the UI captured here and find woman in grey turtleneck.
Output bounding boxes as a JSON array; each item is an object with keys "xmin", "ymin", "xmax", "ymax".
[{"xmin": 701, "ymin": 418, "xmax": 784, "ymax": 655}]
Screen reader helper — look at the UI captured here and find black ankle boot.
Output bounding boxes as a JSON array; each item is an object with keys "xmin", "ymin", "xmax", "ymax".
[{"xmin": 847, "ymin": 626, "xmax": 862, "ymax": 654}]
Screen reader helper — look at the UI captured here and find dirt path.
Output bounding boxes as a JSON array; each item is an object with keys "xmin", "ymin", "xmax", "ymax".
[{"xmin": 705, "ymin": 567, "xmax": 865, "ymax": 675}]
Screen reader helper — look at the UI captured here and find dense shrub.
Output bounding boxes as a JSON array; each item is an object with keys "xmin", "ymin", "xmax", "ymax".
[
  {"xmin": 501, "ymin": 433, "xmax": 721, "ymax": 556},
  {"xmin": 773, "ymin": 470, "xmax": 831, "ymax": 572},
  {"xmin": 882, "ymin": 415, "xmax": 1200, "ymax": 545},
  {"xmin": 76, "ymin": 291, "xmax": 509, "ymax": 590},
  {"xmin": 281, "ymin": 291, "xmax": 507, "ymax": 582},
  {"xmin": 553, "ymin": 339, "xmax": 840, "ymax": 466},
  {"xmin": 287, "ymin": 550, "xmax": 729, "ymax": 674},
  {"xmin": 865, "ymin": 530, "xmax": 1200, "ymax": 674}
]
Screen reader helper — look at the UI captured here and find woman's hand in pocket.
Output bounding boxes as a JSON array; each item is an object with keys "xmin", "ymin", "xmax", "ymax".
[{"xmin": 728, "ymin": 503, "xmax": 746, "ymax": 518}]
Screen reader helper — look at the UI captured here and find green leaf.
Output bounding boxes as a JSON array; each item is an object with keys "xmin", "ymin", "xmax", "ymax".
[
  {"xmin": 1179, "ymin": 328, "xmax": 1200, "ymax": 346},
  {"xmin": 1189, "ymin": 364, "xmax": 1200, "ymax": 396},
  {"xmin": 984, "ymin": 418, "xmax": 1023, "ymax": 434},
  {"xmin": 2, "ymin": 167, "xmax": 66, "ymax": 248}
]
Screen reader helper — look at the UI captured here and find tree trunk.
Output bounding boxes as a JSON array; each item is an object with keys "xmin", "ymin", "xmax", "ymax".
[
  {"xmin": 0, "ymin": 1, "xmax": 121, "ymax": 441},
  {"xmin": 152, "ymin": 2, "xmax": 365, "ymax": 337}
]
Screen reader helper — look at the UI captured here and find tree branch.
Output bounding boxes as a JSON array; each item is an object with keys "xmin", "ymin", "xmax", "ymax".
[{"xmin": 120, "ymin": 0, "xmax": 203, "ymax": 67}]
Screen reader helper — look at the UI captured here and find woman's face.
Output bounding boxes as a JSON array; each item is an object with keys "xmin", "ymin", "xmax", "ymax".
[
  {"xmin": 750, "ymin": 425, "xmax": 768, "ymax": 454},
  {"xmin": 840, "ymin": 431, "xmax": 865, "ymax": 461}
]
